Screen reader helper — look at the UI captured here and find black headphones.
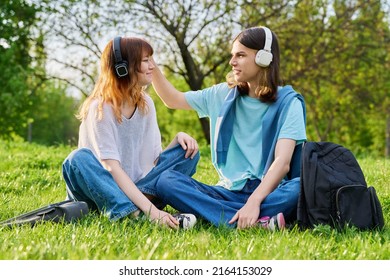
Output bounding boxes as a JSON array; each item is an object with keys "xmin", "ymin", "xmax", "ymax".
[{"xmin": 112, "ymin": 36, "xmax": 128, "ymax": 77}]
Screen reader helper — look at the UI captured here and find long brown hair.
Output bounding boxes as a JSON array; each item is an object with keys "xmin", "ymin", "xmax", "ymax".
[
  {"xmin": 230, "ymin": 27, "xmax": 281, "ymax": 103},
  {"xmin": 77, "ymin": 37, "xmax": 153, "ymax": 122}
]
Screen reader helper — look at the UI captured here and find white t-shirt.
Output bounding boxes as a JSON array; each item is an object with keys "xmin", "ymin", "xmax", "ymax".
[{"xmin": 78, "ymin": 95, "xmax": 162, "ymax": 183}]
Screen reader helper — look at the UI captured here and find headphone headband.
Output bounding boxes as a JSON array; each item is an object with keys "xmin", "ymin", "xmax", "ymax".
[
  {"xmin": 113, "ymin": 37, "xmax": 123, "ymax": 63},
  {"xmin": 262, "ymin": 27, "xmax": 272, "ymax": 52},
  {"xmin": 112, "ymin": 36, "xmax": 128, "ymax": 78}
]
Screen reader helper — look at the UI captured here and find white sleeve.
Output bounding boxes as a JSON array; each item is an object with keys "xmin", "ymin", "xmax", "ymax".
[{"xmin": 79, "ymin": 101, "xmax": 121, "ymax": 162}]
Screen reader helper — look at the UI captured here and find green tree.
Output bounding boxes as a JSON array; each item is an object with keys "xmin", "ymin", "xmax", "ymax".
[
  {"xmin": 37, "ymin": 0, "xmax": 390, "ymax": 155},
  {"xmin": 28, "ymin": 81, "xmax": 80, "ymax": 146},
  {"xmin": 335, "ymin": 0, "xmax": 390, "ymax": 156},
  {"xmin": 125, "ymin": 0, "xmax": 239, "ymax": 143},
  {"xmin": 41, "ymin": 0, "xmax": 118, "ymax": 97},
  {"xmin": 0, "ymin": 0, "xmax": 40, "ymax": 139},
  {"xmin": 245, "ymin": 0, "xmax": 390, "ymax": 156}
]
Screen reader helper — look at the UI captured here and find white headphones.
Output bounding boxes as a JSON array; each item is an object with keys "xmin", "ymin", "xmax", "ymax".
[{"xmin": 255, "ymin": 26, "xmax": 273, "ymax": 67}]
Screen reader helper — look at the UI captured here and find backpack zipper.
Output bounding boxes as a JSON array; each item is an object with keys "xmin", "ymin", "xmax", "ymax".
[{"xmin": 336, "ymin": 186, "xmax": 348, "ymax": 221}]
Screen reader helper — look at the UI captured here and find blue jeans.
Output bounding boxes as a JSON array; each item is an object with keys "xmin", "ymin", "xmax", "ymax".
[
  {"xmin": 156, "ymin": 170, "xmax": 300, "ymax": 228},
  {"xmin": 62, "ymin": 144, "xmax": 200, "ymax": 221}
]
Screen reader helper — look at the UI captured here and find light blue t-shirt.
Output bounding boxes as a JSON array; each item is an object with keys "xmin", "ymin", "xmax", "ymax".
[{"xmin": 185, "ymin": 82, "xmax": 306, "ymax": 190}]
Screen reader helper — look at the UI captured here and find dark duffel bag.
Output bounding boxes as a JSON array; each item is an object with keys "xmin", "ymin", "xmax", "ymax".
[{"xmin": 0, "ymin": 200, "xmax": 89, "ymax": 228}]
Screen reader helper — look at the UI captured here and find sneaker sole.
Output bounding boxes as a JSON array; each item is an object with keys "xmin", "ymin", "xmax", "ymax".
[{"xmin": 276, "ymin": 213, "xmax": 285, "ymax": 230}]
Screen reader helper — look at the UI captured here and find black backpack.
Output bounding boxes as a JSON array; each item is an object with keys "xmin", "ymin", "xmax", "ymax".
[{"xmin": 297, "ymin": 141, "xmax": 385, "ymax": 230}]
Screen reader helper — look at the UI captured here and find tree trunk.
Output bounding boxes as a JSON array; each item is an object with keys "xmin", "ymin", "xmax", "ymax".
[
  {"xmin": 199, "ymin": 118, "xmax": 210, "ymax": 144},
  {"xmin": 386, "ymin": 113, "xmax": 390, "ymax": 158},
  {"xmin": 27, "ymin": 123, "xmax": 32, "ymax": 143}
]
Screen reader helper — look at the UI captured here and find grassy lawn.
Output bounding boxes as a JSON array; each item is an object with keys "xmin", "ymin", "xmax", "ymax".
[{"xmin": 0, "ymin": 140, "xmax": 389, "ymax": 260}]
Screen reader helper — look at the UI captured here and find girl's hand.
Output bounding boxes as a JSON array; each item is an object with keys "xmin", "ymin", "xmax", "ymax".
[
  {"xmin": 176, "ymin": 132, "xmax": 199, "ymax": 159},
  {"xmin": 149, "ymin": 208, "xmax": 180, "ymax": 229}
]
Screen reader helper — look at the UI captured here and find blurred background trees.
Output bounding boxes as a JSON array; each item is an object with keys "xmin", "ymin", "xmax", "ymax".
[{"xmin": 1, "ymin": 0, "xmax": 389, "ymax": 156}]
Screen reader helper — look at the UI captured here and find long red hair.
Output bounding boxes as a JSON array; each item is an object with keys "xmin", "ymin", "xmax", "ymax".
[{"xmin": 77, "ymin": 37, "xmax": 153, "ymax": 122}]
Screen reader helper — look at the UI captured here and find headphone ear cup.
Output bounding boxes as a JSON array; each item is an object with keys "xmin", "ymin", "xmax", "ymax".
[
  {"xmin": 114, "ymin": 60, "xmax": 129, "ymax": 77},
  {"xmin": 255, "ymin": 49, "xmax": 273, "ymax": 67}
]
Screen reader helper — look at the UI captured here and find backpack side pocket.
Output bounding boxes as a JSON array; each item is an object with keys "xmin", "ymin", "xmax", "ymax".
[{"xmin": 336, "ymin": 185, "xmax": 373, "ymax": 229}]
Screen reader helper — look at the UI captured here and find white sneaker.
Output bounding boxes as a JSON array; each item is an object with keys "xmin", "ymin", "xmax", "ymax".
[{"xmin": 173, "ymin": 213, "xmax": 197, "ymax": 229}]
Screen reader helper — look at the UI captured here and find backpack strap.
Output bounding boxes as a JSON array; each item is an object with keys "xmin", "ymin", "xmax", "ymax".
[{"xmin": 287, "ymin": 142, "xmax": 303, "ymax": 179}]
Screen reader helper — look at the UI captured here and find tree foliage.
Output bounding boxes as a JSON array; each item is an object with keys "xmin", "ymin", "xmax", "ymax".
[
  {"xmin": 276, "ymin": 0, "xmax": 390, "ymax": 155},
  {"xmin": 124, "ymin": 0, "xmax": 240, "ymax": 142},
  {"xmin": 4, "ymin": 0, "xmax": 388, "ymax": 156},
  {"xmin": 0, "ymin": 0, "xmax": 81, "ymax": 145},
  {"xmin": 41, "ymin": 0, "xmax": 123, "ymax": 96},
  {"xmin": 28, "ymin": 81, "xmax": 80, "ymax": 146},
  {"xmin": 0, "ymin": 0, "xmax": 39, "ymax": 139}
]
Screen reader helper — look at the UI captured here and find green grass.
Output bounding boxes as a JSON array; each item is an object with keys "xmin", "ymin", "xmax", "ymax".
[{"xmin": 0, "ymin": 140, "xmax": 389, "ymax": 260}]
